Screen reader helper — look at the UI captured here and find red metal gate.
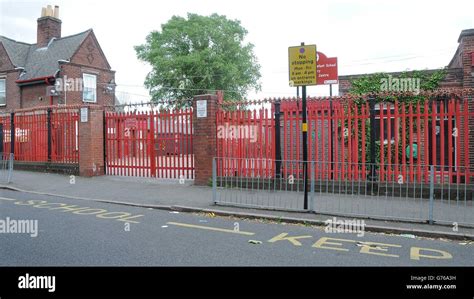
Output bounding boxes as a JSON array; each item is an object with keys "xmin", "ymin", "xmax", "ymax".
[{"xmin": 105, "ymin": 109, "xmax": 194, "ymax": 179}]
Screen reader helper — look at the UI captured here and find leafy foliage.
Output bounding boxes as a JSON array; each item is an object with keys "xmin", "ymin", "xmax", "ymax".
[
  {"xmin": 135, "ymin": 13, "xmax": 262, "ymax": 107},
  {"xmin": 346, "ymin": 69, "xmax": 447, "ymax": 168},
  {"xmin": 348, "ymin": 69, "xmax": 447, "ymax": 105}
]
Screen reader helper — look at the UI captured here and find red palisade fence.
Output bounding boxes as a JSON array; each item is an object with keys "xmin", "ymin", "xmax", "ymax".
[
  {"xmin": 1, "ymin": 106, "xmax": 79, "ymax": 164},
  {"xmin": 216, "ymin": 95, "xmax": 474, "ymax": 184},
  {"xmin": 216, "ymin": 104, "xmax": 275, "ymax": 178}
]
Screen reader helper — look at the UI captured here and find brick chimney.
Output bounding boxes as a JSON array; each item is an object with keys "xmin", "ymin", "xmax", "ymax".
[{"xmin": 37, "ymin": 5, "xmax": 61, "ymax": 47}]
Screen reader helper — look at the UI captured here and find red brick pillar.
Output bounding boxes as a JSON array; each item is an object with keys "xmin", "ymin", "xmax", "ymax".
[
  {"xmin": 193, "ymin": 94, "xmax": 218, "ymax": 185},
  {"xmin": 78, "ymin": 105, "xmax": 105, "ymax": 176},
  {"xmin": 458, "ymin": 30, "xmax": 474, "ymax": 181}
]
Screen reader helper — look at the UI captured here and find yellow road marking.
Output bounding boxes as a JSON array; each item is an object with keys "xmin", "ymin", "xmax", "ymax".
[
  {"xmin": 358, "ymin": 241, "xmax": 401, "ymax": 258},
  {"xmin": 0, "ymin": 197, "xmax": 16, "ymax": 201},
  {"xmin": 2, "ymin": 197, "xmax": 143, "ymax": 223},
  {"xmin": 410, "ymin": 247, "xmax": 453, "ymax": 260},
  {"xmin": 167, "ymin": 221, "xmax": 255, "ymax": 236},
  {"xmin": 268, "ymin": 233, "xmax": 312, "ymax": 246},
  {"xmin": 312, "ymin": 237, "xmax": 356, "ymax": 251}
]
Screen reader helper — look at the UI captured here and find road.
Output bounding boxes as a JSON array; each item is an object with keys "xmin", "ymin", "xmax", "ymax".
[{"xmin": 1, "ymin": 189, "xmax": 473, "ymax": 266}]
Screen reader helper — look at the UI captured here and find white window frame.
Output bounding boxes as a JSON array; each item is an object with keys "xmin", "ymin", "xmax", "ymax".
[
  {"xmin": 0, "ymin": 77, "xmax": 6, "ymax": 106},
  {"xmin": 82, "ymin": 73, "xmax": 97, "ymax": 103}
]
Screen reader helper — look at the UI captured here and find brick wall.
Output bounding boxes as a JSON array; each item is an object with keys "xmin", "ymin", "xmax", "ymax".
[
  {"xmin": 459, "ymin": 29, "xmax": 474, "ymax": 90},
  {"xmin": 0, "ymin": 43, "xmax": 13, "ymax": 73},
  {"xmin": 193, "ymin": 94, "xmax": 218, "ymax": 185},
  {"xmin": 55, "ymin": 31, "xmax": 115, "ymax": 107},
  {"xmin": 20, "ymin": 83, "xmax": 50, "ymax": 108},
  {"xmin": 459, "ymin": 30, "xmax": 474, "ymax": 176},
  {"xmin": 79, "ymin": 106, "xmax": 104, "ymax": 176},
  {"xmin": 0, "ymin": 43, "xmax": 20, "ymax": 110},
  {"xmin": 58, "ymin": 63, "xmax": 115, "ymax": 107},
  {"xmin": 4, "ymin": 71, "xmax": 21, "ymax": 109},
  {"xmin": 70, "ymin": 33, "xmax": 111, "ymax": 70}
]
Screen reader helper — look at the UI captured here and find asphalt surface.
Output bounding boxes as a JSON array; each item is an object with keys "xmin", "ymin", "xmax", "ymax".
[{"xmin": 1, "ymin": 189, "xmax": 473, "ymax": 266}]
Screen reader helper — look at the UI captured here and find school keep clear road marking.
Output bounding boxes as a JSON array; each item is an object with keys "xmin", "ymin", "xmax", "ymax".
[
  {"xmin": 0, "ymin": 197, "xmax": 16, "ymax": 201},
  {"xmin": 167, "ymin": 222, "xmax": 255, "ymax": 236},
  {"xmin": 2, "ymin": 197, "xmax": 144, "ymax": 223},
  {"xmin": 1, "ymin": 196, "xmax": 455, "ymax": 262}
]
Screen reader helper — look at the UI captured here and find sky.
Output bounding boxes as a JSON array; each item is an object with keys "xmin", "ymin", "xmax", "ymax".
[{"xmin": 1, "ymin": 0, "xmax": 473, "ymax": 103}]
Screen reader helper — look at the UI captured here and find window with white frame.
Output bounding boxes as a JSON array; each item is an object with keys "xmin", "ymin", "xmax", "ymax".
[
  {"xmin": 0, "ymin": 78, "xmax": 6, "ymax": 106},
  {"xmin": 82, "ymin": 73, "xmax": 97, "ymax": 103}
]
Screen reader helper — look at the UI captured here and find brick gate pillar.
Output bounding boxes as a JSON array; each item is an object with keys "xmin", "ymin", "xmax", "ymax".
[
  {"xmin": 193, "ymin": 94, "xmax": 218, "ymax": 185},
  {"xmin": 458, "ymin": 30, "xmax": 474, "ymax": 181},
  {"xmin": 78, "ymin": 105, "xmax": 105, "ymax": 177}
]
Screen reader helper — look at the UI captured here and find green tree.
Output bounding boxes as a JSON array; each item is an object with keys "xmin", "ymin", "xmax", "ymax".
[{"xmin": 135, "ymin": 13, "xmax": 262, "ymax": 107}]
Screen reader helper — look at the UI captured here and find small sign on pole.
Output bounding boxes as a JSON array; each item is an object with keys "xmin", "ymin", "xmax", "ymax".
[
  {"xmin": 289, "ymin": 42, "xmax": 315, "ymax": 211},
  {"xmin": 316, "ymin": 51, "xmax": 338, "ymax": 85},
  {"xmin": 288, "ymin": 44, "xmax": 317, "ymax": 86}
]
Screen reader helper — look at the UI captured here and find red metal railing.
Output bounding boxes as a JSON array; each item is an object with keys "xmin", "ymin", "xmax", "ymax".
[
  {"xmin": 105, "ymin": 108, "xmax": 194, "ymax": 179},
  {"xmin": 0, "ymin": 113, "xmax": 12, "ymax": 155},
  {"xmin": 216, "ymin": 105, "xmax": 275, "ymax": 178},
  {"xmin": 216, "ymin": 96, "xmax": 473, "ymax": 183},
  {"xmin": 1, "ymin": 106, "xmax": 79, "ymax": 163},
  {"xmin": 14, "ymin": 110, "xmax": 48, "ymax": 162},
  {"xmin": 50, "ymin": 107, "xmax": 79, "ymax": 163}
]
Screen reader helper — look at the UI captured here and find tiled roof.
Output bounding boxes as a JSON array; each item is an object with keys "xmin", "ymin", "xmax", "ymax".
[{"xmin": 0, "ymin": 29, "xmax": 90, "ymax": 81}]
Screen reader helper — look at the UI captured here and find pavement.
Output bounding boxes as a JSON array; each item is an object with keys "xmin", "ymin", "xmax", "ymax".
[{"xmin": 1, "ymin": 170, "xmax": 474, "ymax": 240}]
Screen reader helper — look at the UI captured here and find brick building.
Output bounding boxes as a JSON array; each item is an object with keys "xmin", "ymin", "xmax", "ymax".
[
  {"xmin": 0, "ymin": 5, "xmax": 115, "ymax": 110},
  {"xmin": 338, "ymin": 29, "xmax": 474, "ymax": 94},
  {"xmin": 337, "ymin": 28, "xmax": 474, "ymax": 174}
]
